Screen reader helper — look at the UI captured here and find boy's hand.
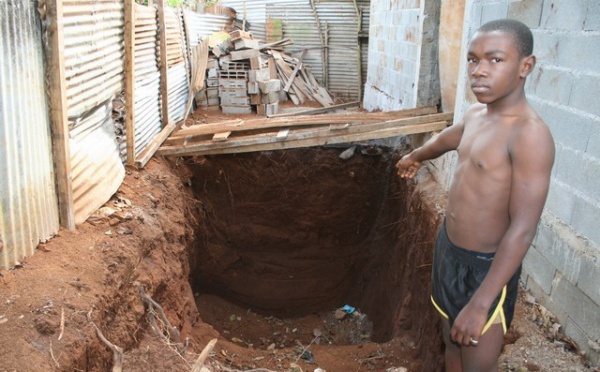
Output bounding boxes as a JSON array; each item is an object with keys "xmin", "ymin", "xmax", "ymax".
[
  {"xmin": 396, "ymin": 154, "xmax": 422, "ymax": 178},
  {"xmin": 450, "ymin": 303, "xmax": 487, "ymax": 346}
]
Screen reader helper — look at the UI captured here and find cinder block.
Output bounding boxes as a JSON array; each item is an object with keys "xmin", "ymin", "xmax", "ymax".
[
  {"xmin": 588, "ymin": 126, "xmax": 600, "ymax": 160},
  {"xmin": 221, "ymin": 61, "xmax": 250, "ymax": 71},
  {"xmin": 569, "ymin": 74, "xmax": 600, "ymax": 117},
  {"xmin": 218, "ymin": 88, "xmax": 248, "ymax": 99},
  {"xmin": 541, "ymin": 0, "xmax": 586, "ymax": 30},
  {"xmin": 266, "ymin": 102, "xmax": 279, "ymax": 116},
  {"xmin": 508, "ymin": 0, "xmax": 543, "ymax": 28},
  {"xmin": 529, "ymin": 66, "xmax": 572, "ymax": 105},
  {"xmin": 585, "ymin": 0, "xmax": 600, "ymax": 30},
  {"xmin": 258, "ymin": 79, "xmax": 281, "ymax": 94},
  {"xmin": 556, "ymin": 34, "xmax": 600, "ymax": 72},
  {"xmin": 554, "ymin": 147, "xmax": 585, "ymax": 190},
  {"xmin": 207, "ymin": 97, "xmax": 220, "ymax": 106},
  {"xmin": 522, "ymin": 245, "xmax": 555, "ymax": 294},
  {"xmin": 261, "ymin": 91, "xmax": 279, "ymax": 104},
  {"xmin": 543, "ymin": 104, "xmax": 591, "ymax": 151},
  {"xmin": 218, "ymin": 70, "xmax": 249, "ymax": 80},
  {"xmin": 572, "ymin": 198, "xmax": 600, "ymax": 251},
  {"xmin": 206, "ymin": 59, "xmax": 219, "ymax": 70},
  {"xmin": 248, "ymin": 68, "xmax": 270, "ymax": 82},
  {"xmin": 218, "ymin": 55, "xmax": 231, "ymax": 68},
  {"xmin": 206, "ymin": 87, "xmax": 218, "ymax": 99},
  {"xmin": 220, "ymin": 96, "xmax": 250, "ymax": 106},
  {"xmin": 247, "ymin": 81, "xmax": 259, "ymax": 95},
  {"xmin": 480, "ymin": 2, "xmax": 509, "ymax": 24},
  {"xmin": 194, "ymin": 90, "xmax": 207, "ymax": 102},
  {"xmin": 578, "ymin": 254, "xmax": 600, "ymax": 306},
  {"xmin": 230, "ymin": 49, "xmax": 260, "ymax": 61},
  {"xmin": 552, "ymin": 274, "xmax": 600, "ymax": 341},
  {"xmin": 222, "ymin": 105, "xmax": 252, "ymax": 115},
  {"xmin": 562, "ymin": 318, "xmax": 600, "ymax": 367},
  {"xmin": 545, "ymin": 181, "xmax": 576, "ymax": 225},
  {"xmin": 234, "ymin": 38, "xmax": 260, "ymax": 50},
  {"xmin": 207, "ymin": 68, "xmax": 219, "ymax": 79},
  {"xmin": 218, "ymin": 79, "xmax": 247, "ymax": 89},
  {"xmin": 206, "ymin": 78, "xmax": 219, "ymax": 87}
]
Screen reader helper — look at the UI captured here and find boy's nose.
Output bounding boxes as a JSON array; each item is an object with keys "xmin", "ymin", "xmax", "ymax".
[{"xmin": 470, "ymin": 62, "xmax": 487, "ymax": 77}]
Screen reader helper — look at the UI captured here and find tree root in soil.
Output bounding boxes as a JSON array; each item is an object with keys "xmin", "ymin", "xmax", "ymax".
[
  {"xmin": 87, "ymin": 309, "xmax": 124, "ymax": 372},
  {"xmin": 137, "ymin": 284, "xmax": 188, "ymax": 355}
]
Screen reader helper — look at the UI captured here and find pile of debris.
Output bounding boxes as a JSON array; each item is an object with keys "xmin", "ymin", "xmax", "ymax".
[{"xmin": 194, "ymin": 30, "xmax": 334, "ymax": 116}]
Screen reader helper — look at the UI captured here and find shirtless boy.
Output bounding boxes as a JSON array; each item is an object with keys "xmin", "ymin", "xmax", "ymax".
[{"xmin": 396, "ymin": 19, "xmax": 555, "ymax": 371}]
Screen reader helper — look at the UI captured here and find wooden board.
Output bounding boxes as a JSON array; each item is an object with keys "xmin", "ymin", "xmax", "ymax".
[
  {"xmin": 157, "ymin": 121, "xmax": 448, "ymax": 157},
  {"xmin": 168, "ymin": 106, "xmax": 440, "ymax": 142}
]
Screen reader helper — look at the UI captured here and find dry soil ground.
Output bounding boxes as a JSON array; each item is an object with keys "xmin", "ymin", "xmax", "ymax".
[{"xmin": 0, "ymin": 108, "xmax": 597, "ymax": 372}]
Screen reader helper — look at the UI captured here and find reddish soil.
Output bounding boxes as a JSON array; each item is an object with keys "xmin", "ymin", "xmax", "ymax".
[{"xmin": 0, "ymin": 139, "xmax": 595, "ymax": 371}]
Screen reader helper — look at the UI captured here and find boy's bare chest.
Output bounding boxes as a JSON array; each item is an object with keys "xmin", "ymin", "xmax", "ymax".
[{"xmin": 457, "ymin": 122, "xmax": 511, "ymax": 170}]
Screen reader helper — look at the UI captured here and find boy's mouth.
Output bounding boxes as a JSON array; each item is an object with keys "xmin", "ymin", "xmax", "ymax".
[{"xmin": 470, "ymin": 84, "xmax": 490, "ymax": 94}]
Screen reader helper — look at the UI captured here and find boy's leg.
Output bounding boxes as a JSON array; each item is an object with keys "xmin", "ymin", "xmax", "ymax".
[
  {"xmin": 441, "ymin": 318, "xmax": 462, "ymax": 372},
  {"xmin": 460, "ymin": 323, "xmax": 504, "ymax": 372}
]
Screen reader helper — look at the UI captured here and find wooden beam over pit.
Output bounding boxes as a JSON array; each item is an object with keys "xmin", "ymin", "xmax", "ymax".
[{"xmin": 157, "ymin": 108, "xmax": 452, "ymax": 157}]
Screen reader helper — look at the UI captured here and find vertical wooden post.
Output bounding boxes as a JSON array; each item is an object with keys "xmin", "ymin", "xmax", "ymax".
[
  {"xmin": 46, "ymin": 0, "xmax": 75, "ymax": 229},
  {"xmin": 157, "ymin": 0, "xmax": 170, "ymax": 127},
  {"xmin": 124, "ymin": 0, "xmax": 136, "ymax": 165}
]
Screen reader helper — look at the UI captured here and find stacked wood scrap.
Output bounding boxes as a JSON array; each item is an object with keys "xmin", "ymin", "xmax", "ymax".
[
  {"xmin": 157, "ymin": 106, "xmax": 453, "ymax": 157},
  {"xmin": 270, "ymin": 49, "xmax": 334, "ymax": 108},
  {"xmin": 193, "ymin": 29, "xmax": 334, "ymax": 117}
]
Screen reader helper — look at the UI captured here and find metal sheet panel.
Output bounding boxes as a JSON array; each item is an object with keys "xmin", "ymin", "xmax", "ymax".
[
  {"xmin": 63, "ymin": 0, "xmax": 125, "ymax": 119},
  {"xmin": 316, "ymin": 2, "xmax": 361, "ymax": 99},
  {"xmin": 184, "ymin": 10, "xmax": 231, "ymax": 48},
  {"xmin": 267, "ymin": 3, "xmax": 324, "ymax": 85},
  {"xmin": 0, "ymin": 0, "xmax": 60, "ymax": 270},
  {"xmin": 132, "ymin": 4, "xmax": 161, "ymax": 160},
  {"xmin": 69, "ymin": 101, "xmax": 125, "ymax": 225},
  {"xmin": 168, "ymin": 63, "xmax": 189, "ymax": 123}
]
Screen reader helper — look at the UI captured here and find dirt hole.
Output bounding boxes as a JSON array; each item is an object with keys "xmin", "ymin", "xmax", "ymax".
[{"xmin": 186, "ymin": 147, "xmax": 444, "ymax": 371}]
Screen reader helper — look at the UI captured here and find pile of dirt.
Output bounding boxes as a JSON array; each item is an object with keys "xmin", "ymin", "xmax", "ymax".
[{"xmin": 0, "ymin": 148, "xmax": 596, "ymax": 372}]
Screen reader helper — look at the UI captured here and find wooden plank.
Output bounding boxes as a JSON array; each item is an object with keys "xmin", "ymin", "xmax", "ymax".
[
  {"xmin": 157, "ymin": 121, "xmax": 449, "ymax": 157},
  {"xmin": 125, "ymin": 0, "xmax": 136, "ymax": 166},
  {"xmin": 157, "ymin": 0, "xmax": 169, "ymax": 128},
  {"xmin": 283, "ymin": 49, "xmax": 307, "ymax": 92},
  {"xmin": 276, "ymin": 128, "xmax": 290, "ymax": 141},
  {"xmin": 212, "ymin": 132, "xmax": 232, "ymax": 142},
  {"xmin": 168, "ymin": 107, "xmax": 442, "ymax": 141},
  {"xmin": 161, "ymin": 114, "xmax": 451, "ymax": 154},
  {"xmin": 46, "ymin": 0, "xmax": 75, "ymax": 229},
  {"xmin": 134, "ymin": 121, "xmax": 177, "ymax": 169},
  {"xmin": 267, "ymin": 101, "xmax": 360, "ymax": 118}
]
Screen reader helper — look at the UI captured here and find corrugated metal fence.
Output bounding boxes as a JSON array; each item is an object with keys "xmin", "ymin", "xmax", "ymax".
[
  {"xmin": 0, "ymin": 1, "xmax": 231, "ymax": 270},
  {"xmin": 1, "ymin": 0, "xmax": 365, "ymax": 270},
  {"xmin": 222, "ymin": 0, "xmax": 370, "ymax": 100},
  {"xmin": 62, "ymin": 0, "xmax": 127, "ymax": 225},
  {"xmin": 0, "ymin": 0, "xmax": 60, "ymax": 269}
]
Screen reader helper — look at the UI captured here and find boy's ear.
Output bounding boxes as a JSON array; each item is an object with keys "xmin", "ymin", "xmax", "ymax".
[{"xmin": 520, "ymin": 55, "xmax": 536, "ymax": 78}]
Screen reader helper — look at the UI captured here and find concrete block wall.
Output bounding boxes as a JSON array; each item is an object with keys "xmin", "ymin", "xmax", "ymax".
[
  {"xmin": 363, "ymin": 0, "xmax": 441, "ymax": 111},
  {"xmin": 452, "ymin": 0, "xmax": 600, "ymax": 365}
]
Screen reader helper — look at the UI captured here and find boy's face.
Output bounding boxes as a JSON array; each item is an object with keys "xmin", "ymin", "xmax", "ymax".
[{"xmin": 467, "ymin": 30, "xmax": 533, "ymax": 104}]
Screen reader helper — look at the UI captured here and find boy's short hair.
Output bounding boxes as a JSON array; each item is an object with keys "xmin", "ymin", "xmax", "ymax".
[{"xmin": 478, "ymin": 19, "xmax": 534, "ymax": 57}]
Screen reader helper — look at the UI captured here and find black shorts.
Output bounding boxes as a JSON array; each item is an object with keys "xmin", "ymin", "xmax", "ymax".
[{"xmin": 430, "ymin": 220, "xmax": 520, "ymax": 334}]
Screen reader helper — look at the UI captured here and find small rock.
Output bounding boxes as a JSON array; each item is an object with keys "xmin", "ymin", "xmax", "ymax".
[
  {"xmin": 339, "ymin": 146, "xmax": 357, "ymax": 160},
  {"xmin": 334, "ymin": 309, "xmax": 347, "ymax": 320}
]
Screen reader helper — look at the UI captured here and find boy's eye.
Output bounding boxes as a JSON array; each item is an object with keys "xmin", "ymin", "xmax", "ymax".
[
  {"xmin": 467, "ymin": 57, "xmax": 478, "ymax": 63},
  {"xmin": 491, "ymin": 58, "xmax": 502, "ymax": 63}
]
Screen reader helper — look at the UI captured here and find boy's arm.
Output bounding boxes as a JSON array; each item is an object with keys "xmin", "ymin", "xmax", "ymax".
[
  {"xmin": 396, "ymin": 117, "xmax": 465, "ymax": 178},
  {"xmin": 451, "ymin": 121, "xmax": 555, "ymax": 346}
]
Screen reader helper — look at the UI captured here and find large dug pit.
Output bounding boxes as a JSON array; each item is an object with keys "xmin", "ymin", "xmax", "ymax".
[{"xmin": 187, "ymin": 147, "xmax": 444, "ymax": 371}]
